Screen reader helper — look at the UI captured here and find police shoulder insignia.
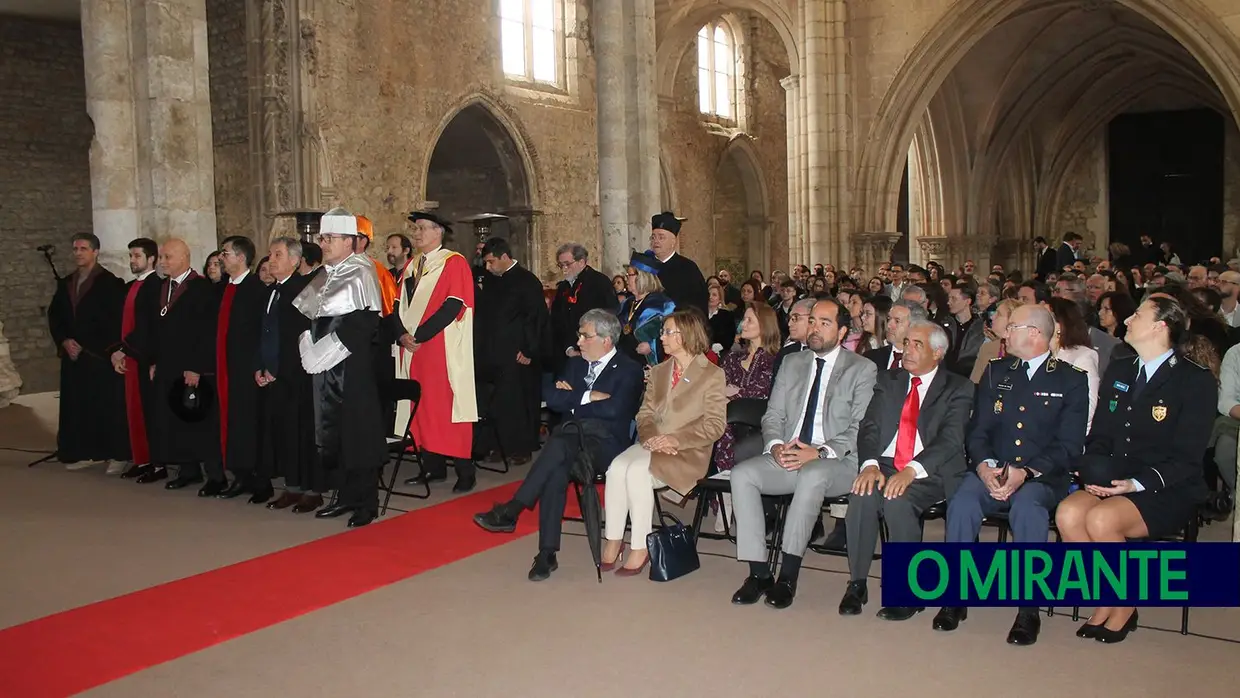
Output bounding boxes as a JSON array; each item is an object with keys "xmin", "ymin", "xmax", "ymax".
[
  {"xmin": 1184, "ymin": 357, "xmax": 1209, "ymax": 371},
  {"xmin": 1067, "ymin": 363, "xmax": 1087, "ymax": 373}
]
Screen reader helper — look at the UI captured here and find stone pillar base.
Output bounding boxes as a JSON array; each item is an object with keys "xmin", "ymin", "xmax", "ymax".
[{"xmin": 0, "ymin": 321, "xmax": 24, "ymax": 408}]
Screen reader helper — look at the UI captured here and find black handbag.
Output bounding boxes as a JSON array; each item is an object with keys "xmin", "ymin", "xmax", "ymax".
[{"xmin": 646, "ymin": 512, "xmax": 700, "ymax": 582}]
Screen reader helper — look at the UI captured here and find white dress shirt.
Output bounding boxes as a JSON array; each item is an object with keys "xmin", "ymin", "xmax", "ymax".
[
  {"xmin": 766, "ymin": 345, "xmax": 842, "ymax": 456},
  {"xmin": 862, "ymin": 366, "xmax": 939, "ymax": 480},
  {"xmin": 136, "ymin": 269, "xmax": 155, "ymax": 282},
  {"xmin": 228, "ymin": 269, "xmax": 251, "ymax": 285}
]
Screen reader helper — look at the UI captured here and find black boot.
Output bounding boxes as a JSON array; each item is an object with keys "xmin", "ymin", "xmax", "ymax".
[{"xmin": 473, "ymin": 501, "xmax": 522, "ymax": 532}]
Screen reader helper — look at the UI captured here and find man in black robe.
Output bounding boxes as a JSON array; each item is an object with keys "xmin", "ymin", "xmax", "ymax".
[
  {"xmin": 294, "ymin": 208, "xmax": 386, "ymax": 528},
  {"xmin": 47, "ymin": 232, "xmax": 128, "ymax": 469},
  {"xmin": 548, "ymin": 242, "xmax": 615, "ymax": 374},
  {"xmin": 126, "ymin": 238, "xmax": 225, "ymax": 493},
  {"xmin": 110, "ymin": 237, "xmax": 161, "ymax": 477},
  {"xmin": 474, "ymin": 237, "xmax": 549, "ymax": 463},
  {"xmin": 648, "ymin": 211, "xmax": 708, "ymax": 314},
  {"xmin": 214, "ymin": 236, "xmax": 273, "ymax": 503},
  {"xmin": 257, "ymin": 237, "xmax": 322, "ymax": 513}
]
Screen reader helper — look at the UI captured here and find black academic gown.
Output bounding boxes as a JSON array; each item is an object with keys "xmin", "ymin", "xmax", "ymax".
[
  {"xmin": 130, "ymin": 274, "xmax": 221, "ymax": 467},
  {"xmin": 312, "ymin": 309, "xmax": 385, "ymax": 474},
  {"xmin": 114, "ymin": 274, "xmax": 162, "ymax": 457},
  {"xmin": 47, "ymin": 266, "xmax": 129, "ymax": 462},
  {"xmin": 658, "ymin": 252, "xmax": 709, "ymax": 315},
  {"xmin": 548, "ymin": 265, "xmax": 615, "ymax": 371},
  {"xmin": 474, "ymin": 262, "xmax": 549, "ymax": 457},
  {"xmin": 258, "ymin": 272, "xmax": 321, "ymax": 490},
  {"xmin": 218, "ymin": 272, "xmax": 268, "ymax": 475}
]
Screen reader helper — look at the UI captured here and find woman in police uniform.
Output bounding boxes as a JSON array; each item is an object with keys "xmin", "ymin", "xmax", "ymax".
[{"xmin": 1056, "ymin": 296, "xmax": 1217, "ymax": 644}]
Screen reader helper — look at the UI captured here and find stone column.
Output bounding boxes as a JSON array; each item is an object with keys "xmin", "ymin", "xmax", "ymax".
[
  {"xmin": 595, "ymin": 0, "xmax": 660, "ymax": 275},
  {"xmin": 781, "ymin": 75, "xmax": 802, "ymax": 267},
  {"xmin": 853, "ymin": 232, "xmax": 902, "ymax": 273},
  {"xmin": 82, "ymin": 0, "xmax": 218, "ymax": 273},
  {"xmin": 801, "ymin": 0, "xmax": 828, "ymax": 266},
  {"xmin": 917, "ymin": 237, "xmax": 950, "ymax": 266}
]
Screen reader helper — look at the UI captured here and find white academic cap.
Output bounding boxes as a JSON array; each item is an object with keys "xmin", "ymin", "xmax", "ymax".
[{"xmin": 320, "ymin": 207, "xmax": 360, "ymax": 236}]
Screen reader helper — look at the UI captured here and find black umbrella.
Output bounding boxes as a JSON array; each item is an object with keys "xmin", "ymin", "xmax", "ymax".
[
  {"xmin": 166, "ymin": 377, "xmax": 215, "ymax": 423},
  {"xmin": 560, "ymin": 419, "xmax": 604, "ymax": 582}
]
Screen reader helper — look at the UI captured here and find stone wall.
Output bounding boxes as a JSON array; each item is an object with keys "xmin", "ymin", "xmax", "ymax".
[
  {"xmin": 0, "ymin": 16, "xmax": 92, "ymax": 393},
  {"xmin": 206, "ymin": 0, "xmax": 252, "ymax": 243},
  {"xmin": 1053, "ymin": 129, "xmax": 1107, "ymax": 256}
]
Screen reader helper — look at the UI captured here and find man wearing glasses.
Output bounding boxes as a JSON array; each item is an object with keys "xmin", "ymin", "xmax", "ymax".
[
  {"xmin": 549, "ymin": 243, "xmax": 615, "ymax": 374},
  {"xmin": 933, "ymin": 304, "xmax": 1088, "ymax": 646}
]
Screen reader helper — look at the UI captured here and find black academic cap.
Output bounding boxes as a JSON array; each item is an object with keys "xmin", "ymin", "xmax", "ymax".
[
  {"xmin": 408, "ymin": 210, "xmax": 453, "ymax": 235},
  {"xmin": 651, "ymin": 211, "xmax": 685, "ymax": 235},
  {"xmin": 629, "ymin": 250, "xmax": 664, "ymax": 275},
  {"xmin": 167, "ymin": 378, "xmax": 216, "ymax": 423}
]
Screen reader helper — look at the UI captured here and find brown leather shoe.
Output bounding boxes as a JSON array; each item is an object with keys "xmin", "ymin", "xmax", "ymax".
[
  {"xmin": 267, "ymin": 491, "xmax": 301, "ymax": 510},
  {"xmin": 291, "ymin": 493, "xmax": 324, "ymax": 514}
]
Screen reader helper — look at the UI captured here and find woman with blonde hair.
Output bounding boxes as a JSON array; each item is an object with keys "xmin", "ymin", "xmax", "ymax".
[
  {"xmin": 601, "ymin": 309, "xmax": 727, "ymax": 575},
  {"xmin": 616, "ymin": 251, "xmax": 676, "ymax": 365},
  {"xmin": 970, "ymin": 298, "xmax": 1021, "ymax": 383}
]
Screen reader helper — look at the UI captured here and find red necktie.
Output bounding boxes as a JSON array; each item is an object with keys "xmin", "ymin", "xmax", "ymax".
[{"xmin": 894, "ymin": 376, "xmax": 922, "ymax": 470}]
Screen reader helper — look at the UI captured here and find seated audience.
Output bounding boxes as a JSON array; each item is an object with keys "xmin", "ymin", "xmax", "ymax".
[
  {"xmin": 714, "ymin": 302, "xmax": 782, "ymax": 473},
  {"xmin": 706, "ymin": 285, "xmax": 736, "ymax": 354},
  {"xmin": 1048, "ymin": 297, "xmax": 1100, "ymax": 430},
  {"xmin": 971, "ymin": 299, "xmax": 1020, "ymax": 383}
]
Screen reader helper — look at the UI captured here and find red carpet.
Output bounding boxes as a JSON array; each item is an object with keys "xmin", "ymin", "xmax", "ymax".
[{"xmin": 0, "ymin": 481, "xmax": 552, "ymax": 698}]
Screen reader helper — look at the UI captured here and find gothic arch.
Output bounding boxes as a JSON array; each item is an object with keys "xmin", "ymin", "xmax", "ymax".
[
  {"xmin": 857, "ymin": 0, "xmax": 1240, "ymax": 234},
  {"xmin": 712, "ymin": 135, "xmax": 771, "ymax": 275}
]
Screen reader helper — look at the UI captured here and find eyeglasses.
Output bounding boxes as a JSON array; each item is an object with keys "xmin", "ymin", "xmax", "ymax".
[
  {"xmin": 556, "ymin": 260, "xmax": 577, "ymax": 269},
  {"xmin": 577, "ymin": 332, "xmax": 598, "ymax": 340},
  {"xmin": 319, "ymin": 234, "xmax": 349, "ymax": 243},
  {"xmin": 1006, "ymin": 323, "xmax": 1037, "ymax": 333},
  {"xmin": 660, "ymin": 329, "xmax": 681, "ymax": 337}
]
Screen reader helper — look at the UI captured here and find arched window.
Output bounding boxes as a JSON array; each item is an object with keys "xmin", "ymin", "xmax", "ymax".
[
  {"xmin": 697, "ymin": 22, "xmax": 735, "ymax": 119},
  {"xmin": 501, "ymin": 0, "xmax": 563, "ymax": 87}
]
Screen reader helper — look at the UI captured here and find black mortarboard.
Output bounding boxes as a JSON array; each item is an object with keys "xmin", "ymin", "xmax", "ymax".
[
  {"xmin": 651, "ymin": 211, "xmax": 685, "ymax": 235},
  {"xmin": 408, "ymin": 210, "xmax": 453, "ymax": 235},
  {"xmin": 629, "ymin": 250, "xmax": 664, "ymax": 275},
  {"xmin": 167, "ymin": 377, "xmax": 216, "ymax": 423}
]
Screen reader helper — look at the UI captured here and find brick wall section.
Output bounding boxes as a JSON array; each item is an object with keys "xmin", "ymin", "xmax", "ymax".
[
  {"xmin": 206, "ymin": 0, "xmax": 252, "ymax": 240},
  {"xmin": 0, "ymin": 16, "xmax": 93, "ymax": 393}
]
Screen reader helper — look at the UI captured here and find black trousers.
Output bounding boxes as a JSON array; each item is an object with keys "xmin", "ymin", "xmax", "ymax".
[
  {"xmin": 179, "ymin": 459, "xmax": 226, "ymax": 483},
  {"xmin": 421, "ymin": 451, "xmax": 475, "ymax": 479},
  {"xmin": 513, "ymin": 421, "xmax": 611, "ymax": 552},
  {"xmin": 846, "ymin": 459, "xmax": 945, "ymax": 580},
  {"xmin": 337, "ymin": 468, "xmax": 378, "ymax": 514}
]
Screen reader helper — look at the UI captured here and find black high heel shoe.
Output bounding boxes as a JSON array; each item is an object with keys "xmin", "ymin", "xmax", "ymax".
[
  {"xmin": 1094, "ymin": 610, "xmax": 1139, "ymax": 644},
  {"xmin": 1076, "ymin": 617, "xmax": 1106, "ymax": 639}
]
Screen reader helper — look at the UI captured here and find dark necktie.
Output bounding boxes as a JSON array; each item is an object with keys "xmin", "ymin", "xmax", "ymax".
[
  {"xmin": 1020, "ymin": 361, "xmax": 1031, "ymax": 382},
  {"xmin": 891, "ymin": 350, "xmax": 903, "ymax": 369},
  {"xmin": 894, "ymin": 376, "xmax": 922, "ymax": 470},
  {"xmin": 585, "ymin": 361, "xmax": 601, "ymax": 389},
  {"xmin": 798, "ymin": 357, "xmax": 827, "ymax": 444},
  {"xmin": 1132, "ymin": 366, "xmax": 1148, "ymax": 398}
]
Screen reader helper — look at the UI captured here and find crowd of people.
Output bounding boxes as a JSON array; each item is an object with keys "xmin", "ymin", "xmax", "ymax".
[{"xmin": 45, "ymin": 217, "xmax": 1233, "ymax": 646}]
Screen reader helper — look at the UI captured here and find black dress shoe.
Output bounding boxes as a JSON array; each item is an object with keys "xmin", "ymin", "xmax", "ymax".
[
  {"xmin": 1006, "ymin": 610, "xmax": 1041, "ymax": 646},
  {"xmin": 933, "ymin": 607, "xmax": 968, "ymax": 631},
  {"xmin": 135, "ymin": 466, "xmax": 167, "ymax": 484},
  {"xmin": 764, "ymin": 578, "xmax": 797, "ymax": 609},
  {"xmin": 732, "ymin": 575, "xmax": 774, "ymax": 605},
  {"xmin": 196, "ymin": 479, "xmax": 227, "ymax": 497},
  {"xmin": 877, "ymin": 606, "xmax": 925, "ymax": 621},
  {"xmin": 453, "ymin": 475, "xmax": 477, "ymax": 493},
  {"xmin": 473, "ymin": 503, "xmax": 520, "ymax": 533},
  {"xmin": 404, "ymin": 471, "xmax": 447, "ymax": 487},
  {"xmin": 248, "ymin": 487, "xmax": 275, "ymax": 504},
  {"xmin": 1094, "ymin": 610, "xmax": 1138, "ymax": 644},
  {"xmin": 347, "ymin": 510, "xmax": 377, "ymax": 528},
  {"xmin": 838, "ymin": 580, "xmax": 868, "ymax": 615},
  {"xmin": 166, "ymin": 474, "xmax": 204, "ymax": 490},
  {"xmin": 292, "ymin": 493, "xmax": 324, "ymax": 514},
  {"xmin": 121, "ymin": 463, "xmax": 150, "ymax": 479},
  {"xmin": 528, "ymin": 551, "xmax": 558, "ymax": 581},
  {"xmin": 315, "ymin": 503, "xmax": 353, "ymax": 519},
  {"xmin": 217, "ymin": 480, "xmax": 249, "ymax": 499}
]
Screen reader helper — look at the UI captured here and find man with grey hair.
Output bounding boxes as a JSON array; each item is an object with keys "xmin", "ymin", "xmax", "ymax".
[
  {"xmin": 932, "ymin": 303, "xmax": 1088, "ymax": 646},
  {"xmin": 839, "ymin": 319, "xmax": 974, "ymax": 619},
  {"xmin": 976, "ymin": 282, "xmax": 999, "ymax": 311},
  {"xmin": 866, "ymin": 299, "xmax": 929, "ymax": 371},
  {"xmin": 473, "ymin": 308, "xmax": 644, "ymax": 581},
  {"xmin": 549, "ymin": 242, "xmax": 615, "ymax": 373},
  {"xmin": 900, "ymin": 284, "xmax": 929, "ymax": 312}
]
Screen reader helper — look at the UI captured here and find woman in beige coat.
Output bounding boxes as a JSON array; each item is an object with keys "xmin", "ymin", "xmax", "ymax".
[{"xmin": 602, "ymin": 309, "xmax": 727, "ymax": 576}]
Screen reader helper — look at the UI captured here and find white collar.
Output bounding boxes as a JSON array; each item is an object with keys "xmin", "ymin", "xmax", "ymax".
[
  {"xmin": 502, "ymin": 259, "xmax": 518, "ymax": 274},
  {"xmin": 276, "ymin": 273, "xmax": 295, "ymax": 286},
  {"xmin": 589, "ymin": 347, "xmax": 618, "ymax": 368},
  {"xmin": 658, "ymin": 251, "xmax": 677, "ymax": 264},
  {"xmin": 1024, "ymin": 350, "xmax": 1051, "ymax": 374},
  {"xmin": 910, "ymin": 365, "xmax": 938, "ymax": 386},
  {"xmin": 136, "ymin": 269, "xmax": 156, "ymax": 281},
  {"xmin": 229, "ymin": 269, "xmax": 251, "ymax": 285},
  {"xmin": 811, "ymin": 344, "xmax": 842, "ymax": 363},
  {"xmin": 417, "ymin": 246, "xmax": 443, "ymax": 259},
  {"xmin": 171, "ymin": 268, "xmax": 192, "ymax": 285}
]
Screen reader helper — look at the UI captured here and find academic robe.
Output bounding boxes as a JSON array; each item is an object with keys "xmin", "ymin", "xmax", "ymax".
[
  {"xmin": 547, "ymin": 265, "xmax": 615, "ymax": 371},
  {"xmin": 216, "ymin": 272, "xmax": 268, "ymax": 474},
  {"xmin": 113, "ymin": 274, "xmax": 161, "ymax": 465},
  {"xmin": 474, "ymin": 262, "xmax": 549, "ymax": 457},
  {"xmin": 657, "ymin": 251, "xmax": 709, "ymax": 315},
  {"xmin": 47, "ymin": 266, "xmax": 129, "ymax": 462},
  {"xmin": 258, "ymin": 272, "xmax": 320, "ymax": 490},
  {"xmin": 383, "ymin": 248, "xmax": 478, "ymax": 459},
  {"xmin": 127, "ymin": 272, "xmax": 221, "ymax": 465},
  {"xmin": 370, "ymin": 256, "xmax": 398, "ymax": 316}
]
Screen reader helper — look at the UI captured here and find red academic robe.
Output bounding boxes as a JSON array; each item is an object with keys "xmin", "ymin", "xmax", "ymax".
[
  {"xmin": 122, "ymin": 279, "xmax": 150, "ymax": 465},
  {"xmin": 402, "ymin": 254, "xmax": 475, "ymax": 459},
  {"xmin": 216, "ymin": 284, "xmax": 237, "ymax": 461}
]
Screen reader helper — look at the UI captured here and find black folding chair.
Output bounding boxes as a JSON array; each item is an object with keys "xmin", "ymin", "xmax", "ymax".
[
  {"xmin": 380, "ymin": 379, "xmax": 428, "ymax": 514},
  {"xmin": 474, "ymin": 382, "xmax": 512, "ymax": 474}
]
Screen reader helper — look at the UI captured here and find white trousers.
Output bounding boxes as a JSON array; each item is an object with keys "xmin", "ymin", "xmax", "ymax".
[{"xmin": 604, "ymin": 444, "xmax": 666, "ymax": 550}]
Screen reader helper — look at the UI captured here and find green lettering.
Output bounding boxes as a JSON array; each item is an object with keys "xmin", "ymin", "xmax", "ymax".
[
  {"xmin": 909, "ymin": 551, "xmax": 949, "ymax": 600},
  {"xmin": 1058, "ymin": 550, "xmax": 1090, "ymax": 601},
  {"xmin": 1009, "ymin": 547, "xmax": 1020, "ymax": 601},
  {"xmin": 1129, "ymin": 550, "xmax": 1159, "ymax": 601},
  {"xmin": 1159, "ymin": 550, "xmax": 1189, "ymax": 601},
  {"xmin": 962, "ymin": 550, "xmax": 1004, "ymax": 601},
  {"xmin": 1023, "ymin": 550, "xmax": 1054, "ymax": 601},
  {"xmin": 1092, "ymin": 550, "xmax": 1127, "ymax": 600}
]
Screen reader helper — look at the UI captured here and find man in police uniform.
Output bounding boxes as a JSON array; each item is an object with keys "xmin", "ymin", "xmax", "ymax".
[{"xmin": 932, "ymin": 304, "xmax": 1089, "ymax": 646}]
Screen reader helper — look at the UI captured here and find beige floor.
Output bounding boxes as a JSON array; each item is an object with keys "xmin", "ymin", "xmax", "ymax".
[{"xmin": 3, "ymin": 394, "xmax": 1238, "ymax": 698}]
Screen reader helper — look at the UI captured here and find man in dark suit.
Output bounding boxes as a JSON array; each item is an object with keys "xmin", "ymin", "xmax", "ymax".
[
  {"xmin": 932, "ymin": 304, "xmax": 1089, "ymax": 646},
  {"xmin": 472, "ymin": 308, "xmax": 644, "ymax": 581},
  {"xmin": 1033, "ymin": 237, "xmax": 1057, "ymax": 282},
  {"xmin": 649, "ymin": 211, "xmax": 708, "ymax": 314},
  {"xmin": 548, "ymin": 243, "xmax": 616, "ymax": 373},
  {"xmin": 772, "ymin": 298, "xmax": 814, "ymax": 380},
  {"xmin": 864, "ymin": 300, "xmax": 929, "ymax": 372},
  {"xmin": 838, "ymin": 320, "xmax": 973, "ymax": 619},
  {"xmin": 1057, "ymin": 232, "xmax": 1082, "ymax": 272}
]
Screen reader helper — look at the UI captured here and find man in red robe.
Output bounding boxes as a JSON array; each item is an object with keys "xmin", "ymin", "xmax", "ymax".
[
  {"xmin": 110, "ymin": 238, "xmax": 160, "ymax": 477},
  {"xmin": 382, "ymin": 210, "xmax": 478, "ymax": 492}
]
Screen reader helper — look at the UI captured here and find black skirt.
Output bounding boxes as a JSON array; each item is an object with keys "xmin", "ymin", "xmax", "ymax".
[{"xmin": 1122, "ymin": 477, "xmax": 1207, "ymax": 540}]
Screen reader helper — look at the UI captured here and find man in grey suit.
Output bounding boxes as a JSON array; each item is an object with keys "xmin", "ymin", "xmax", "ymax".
[
  {"xmin": 838, "ymin": 320, "xmax": 974, "ymax": 619},
  {"xmin": 729, "ymin": 297, "xmax": 878, "ymax": 610}
]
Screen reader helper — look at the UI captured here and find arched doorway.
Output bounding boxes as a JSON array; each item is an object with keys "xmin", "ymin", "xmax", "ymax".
[
  {"xmin": 712, "ymin": 137, "xmax": 769, "ymax": 279},
  {"xmin": 424, "ymin": 100, "xmax": 535, "ymax": 265}
]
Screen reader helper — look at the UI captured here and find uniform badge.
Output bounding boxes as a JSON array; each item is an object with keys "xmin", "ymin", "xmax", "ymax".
[
  {"xmin": 994, "ymin": 399, "xmax": 1003, "ymax": 414},
  {"xmin": 1152, "ymin": 406, "xmax": 1167, "ymax": 422},
  {"xmin": 1113, "ymin": 381, "xmax": 1129, "ymax": 392},
  {"xmin": 1109, "ymin": 399, "xmax": 1117, "ymax": 413}
]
